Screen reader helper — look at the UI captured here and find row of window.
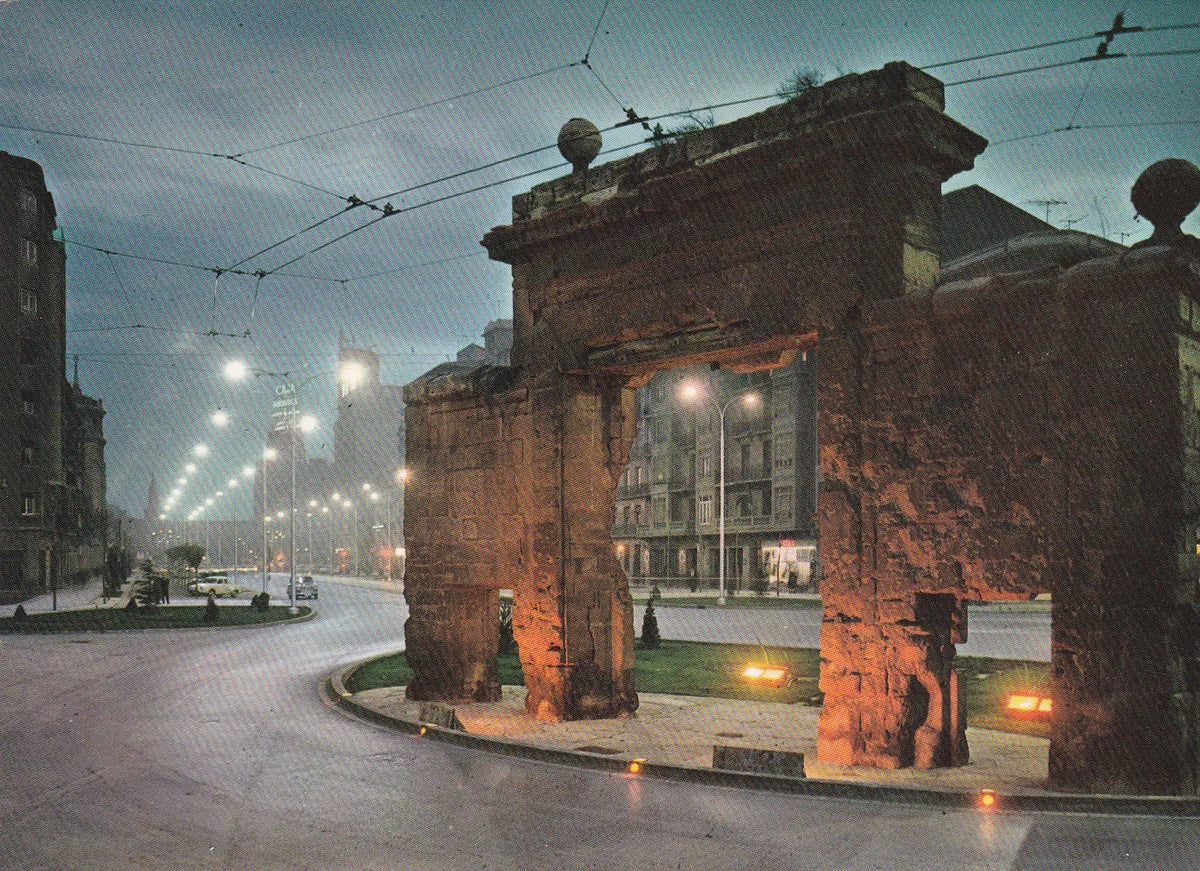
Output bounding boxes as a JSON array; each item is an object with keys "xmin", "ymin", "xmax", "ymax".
[
  {"xmin": 623, "ymin": 446, "xmax": 794, "ymax": 486},
  {"xmin": 618, "ymin": 486, "xmax": 796, "ymax": 528}
]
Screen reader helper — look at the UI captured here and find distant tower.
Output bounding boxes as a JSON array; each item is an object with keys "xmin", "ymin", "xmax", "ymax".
[{"xmin": 145, "ymin": 474, "xmax": 160, "ymax": 522}]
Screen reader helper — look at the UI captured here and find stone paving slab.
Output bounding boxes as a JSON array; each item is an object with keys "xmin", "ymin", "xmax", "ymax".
[{"xmin": 353, "ymin": 684, "xmax": 1051, "ymax": 795}]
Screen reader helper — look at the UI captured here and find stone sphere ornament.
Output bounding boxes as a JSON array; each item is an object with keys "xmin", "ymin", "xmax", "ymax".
[
  {"xmin": 558, "ymin": 118, "xmax": 602, "ymax": 174},
  {"xmin": 1130, "ymin": 158, "xmax": 1200, "ymax": 243}
]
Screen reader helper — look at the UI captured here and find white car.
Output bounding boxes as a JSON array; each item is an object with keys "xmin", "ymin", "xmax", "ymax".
[{"xmin": 188, "ymin": 572, "xmax": 251, "ymax": 598}]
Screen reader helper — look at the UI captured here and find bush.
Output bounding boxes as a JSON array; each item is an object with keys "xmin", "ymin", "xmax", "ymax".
[
  {"xmin": 649, "ymin": 584, "xmax": 661, "ymax": 603},
  {"xmin": 251, "ymin": 592, "xmax": 270, "ymax": 612},
  {"xmin": 124, "ymin": 597, "xmax": 139, "ymax": 611},
  {"xmin": 203, "ymin": 594, "xmax": 219, "ymax": 623},
  {"xmin": 640, "ymin": 599, "xmax": 661, "ymax": 649},
  {"xmin": 498, "ymin": 597, "xmax": 515, "ymax": 654},
  {"xmin": 12, "ymin": 604, "xmax": 26, "ymax": 622}
]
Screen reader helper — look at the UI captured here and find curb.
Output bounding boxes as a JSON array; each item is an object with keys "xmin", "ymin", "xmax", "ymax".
[
  {"xmin": 326, "ymin": 652, "xmax": 1200, "ymax": 818},
  {"xmin": 0, "ymin": 604, "xmax": 316, "ymax": 634}
]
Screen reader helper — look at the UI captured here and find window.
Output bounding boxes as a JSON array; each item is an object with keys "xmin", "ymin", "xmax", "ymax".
[
  {"xmin": 633, "ymin": 504, "xmax": 643, "ymax": 526},
  {"xmin": 697, "ymin": 496, "xmax": 712, "ymax": 525},
  {"xmin": 740, "ymin": 442, "xmax": 751, "ymax": 474},
  {"xmin": 775, "ymin": 486, "xmax": 793, "ymax": 520},
  {"xmin": 21, "ymin": 442, "xmax": 34, "ymax": 466},
  {"xmin": 651, "ymin": 418, "xmax": 666, "ymax": 443},
  {"xmin": 20, "ymin": 288, "xmax": 37, "ymax": 315},
  {"xmin": 21, "ymin": 493, "xmax": 37, "ymax": 516},
  {"xmin": 635, "ymin": 466, "xmax": 644, "ymax": 486},
  {"xmin": 699, "ymin": 454, "xmax": 712, "ymax": 478},
  {"xmin": 21, "ymin": 239, "xmax": 37, "ymax": 265},
  {"xmin": 737, "ymin": 495, "xmax": 752, "ymax": 518},
  {"xmin": 761, "ymin": 487, "xmax": 772, "ymax": 516},
  {"xmin": 21, "ymin": 190, "xmax": 38, "ymax": 213},
  {"xmin": 21, "ymin": 391, "xmax": 36, "ymax": 415},
  {"xmin": 622, "ymin": 505, "xmax": 631, "ymax": 527},
  {"xmin": 651, "ymin": 457, "xmax": 665, "ymax": 483},
  {"xmin": 652, "ymin": 496, "xmax": 666, "ymax": 526},
  {"xmin": 21, "ymin": 339, "xmax": 37, "ymax": 365}
]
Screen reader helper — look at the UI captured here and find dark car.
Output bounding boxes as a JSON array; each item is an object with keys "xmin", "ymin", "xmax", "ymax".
[{"xmin": 287, "ymin": 575, "xmax": 318, "ymax": 600}]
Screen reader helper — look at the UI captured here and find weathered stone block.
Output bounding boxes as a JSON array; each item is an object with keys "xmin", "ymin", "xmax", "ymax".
[{"xmin": 712, "ymin": 745, "xmax": 806, "ymax": 778}]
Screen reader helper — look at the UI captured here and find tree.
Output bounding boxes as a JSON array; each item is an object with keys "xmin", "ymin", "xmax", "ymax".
[
  {"xmin": 640, "ymin": 599, "xmax": 661, "ymax": 649},
  {"xmin": 776, "ymin": 68, "xmax": 824, "ymax": 101},
  {"xmin": 165, "ymin": 543, "xmax": 206, "ymax": 580}
]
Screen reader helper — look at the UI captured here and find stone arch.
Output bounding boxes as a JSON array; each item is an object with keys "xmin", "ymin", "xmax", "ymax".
[{"xmin": 402, "ymin": 61, "xmax": 1200, "ymax": 794}]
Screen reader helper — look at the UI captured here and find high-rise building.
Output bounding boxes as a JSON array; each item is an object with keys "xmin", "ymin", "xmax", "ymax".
[
  {"xmin": 334, "ymin": 342, "xmax": 405, "ymax": 574},
  {"xmin": 0, "ymin": 152, "xmax": 106, "ymax": 601}
]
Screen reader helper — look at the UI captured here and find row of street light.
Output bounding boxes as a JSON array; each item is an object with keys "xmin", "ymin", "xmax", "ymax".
[{"xmin": 157, "ymin": 357, "xmax": 408, "ymax": 614}]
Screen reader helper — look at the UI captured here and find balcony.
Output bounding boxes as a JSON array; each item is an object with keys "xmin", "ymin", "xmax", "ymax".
[
  {"xmin": 726, "ymin": 464, "xmax": 770, "ymax": 483},
  {"xmin": 617, "ymin": 482, "xmax": 651, "ymax": 497}
]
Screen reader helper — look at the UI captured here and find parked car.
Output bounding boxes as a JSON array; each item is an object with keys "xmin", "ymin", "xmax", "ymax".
[
  {"xmin": 287, "ymin": 575, "xmax": 318, "ymax": 600},
  {"xmin": 187, "ymin": 571, "xmax": 251, "ymax": 598}
]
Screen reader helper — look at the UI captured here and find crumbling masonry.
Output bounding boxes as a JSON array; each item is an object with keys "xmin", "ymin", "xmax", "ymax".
[{"xmin": 403, "ymin": 62, "xmax": 1200, "ymax": 794}]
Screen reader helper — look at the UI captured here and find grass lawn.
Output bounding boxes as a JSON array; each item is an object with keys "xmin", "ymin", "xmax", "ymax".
[
  {"xmin": 347, "ymin": 640, "xmax": 1051, "ymax": 738},
  {"xmin": 0, "ymin": 604, "xmax": 310, "ymax": 632}
]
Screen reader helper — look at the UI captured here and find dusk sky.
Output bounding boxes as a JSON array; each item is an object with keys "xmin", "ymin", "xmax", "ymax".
[{"xmin": 1, "ymin": 0, "xmax": 1196, "ymax": 517}]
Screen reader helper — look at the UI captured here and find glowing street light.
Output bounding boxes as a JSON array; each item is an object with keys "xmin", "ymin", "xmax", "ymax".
[
  {"xmin": 194, "ymin": 443, "xmax": 210, "ymax": 458},
  {"xmin": 185, "ymin": 463, "xmax": 197, "ymax": 473},
  {"xmin": 211, "ymin": 410, "xmax": 229, "ymax": 427},
  {"xmin": 223, "ymin": 359, "xmax": 248, "ymax": 381},
  {"xmin": 242, "ymin": 465, "xmax": 255, "ymax": 478},
  {"xmin": 339, "ymin": 360, "xmax": 366, "ymax": 393},
  {"xmin": 679, "ymin": 381, "xmax": 760, "ymax": 606}
]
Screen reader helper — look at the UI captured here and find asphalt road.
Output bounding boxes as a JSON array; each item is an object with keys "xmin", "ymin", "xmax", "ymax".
[
  {"xmin": 638, "ymin": 602, "xmax": 1052, "ymax": 662},
  {"xmin": 1, "ymin": 575, "xmax": 1193, "ymax": 870}
]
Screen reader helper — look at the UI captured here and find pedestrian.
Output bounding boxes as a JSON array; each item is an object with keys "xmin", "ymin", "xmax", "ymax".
[
  {"xmin": 160, "ymin": 574, "xmax": 170, "ymax": 604},
  {"xmin": 788, "ymin": 569, "xmax": 799, "ymax": 592}
]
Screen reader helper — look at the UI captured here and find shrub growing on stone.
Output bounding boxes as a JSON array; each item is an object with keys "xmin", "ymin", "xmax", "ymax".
[
  {"xmin": 498, "ymin": 597, "xmax": 516, "ymax": 654},
  {"xmin": 640, "ymin": 598, "xmax": 661, "ymax": 649},
  {"xmin": 203, "ymin": 594, "xmax": 219, "ymax": 623}
]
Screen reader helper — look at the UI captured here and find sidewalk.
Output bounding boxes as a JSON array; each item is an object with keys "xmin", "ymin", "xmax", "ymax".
[{"xmin": 0, "ymin": 575, "xmax": 106, "ymax": 616}]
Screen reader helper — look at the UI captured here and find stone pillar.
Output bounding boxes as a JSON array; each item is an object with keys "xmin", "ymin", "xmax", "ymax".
[
  {"xmin": 517, "ymin": 371, "xmax": 637, "ymax": 720},
  {"xmin": 405, "ymin": 586, "xmax": 501, "ymax": 703}
]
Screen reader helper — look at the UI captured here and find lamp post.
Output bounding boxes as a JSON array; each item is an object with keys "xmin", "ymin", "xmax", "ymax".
[
  {"xmin": 680, "ymin": 382, "xmax": 758, "ymax": 606},
  {"xmin": 394, "ymin": 467, "xmax": 409, "ymax": 584},
  {"xmin": 261, "ymin": 448, "xmax": 276, "ymax": 594},
  {"xmin": 343, "ymin": 499, "xmax": 358, "ymax": 576},
  {"xmin": 225, "ymin": 359, "xmax": 320, "ymax": 614},
  {"xmin": 323, "ymin": 502, "xmax": 333, "ymax": 572}
]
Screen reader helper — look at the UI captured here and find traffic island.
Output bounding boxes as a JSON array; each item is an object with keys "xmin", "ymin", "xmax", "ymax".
[
  {"xmin": 329, "ymin": 649, "xmax": 1200, "ymax": 816},
  {"xmin": 0, "ymin": 603, "xmax": 313, "ymax": 632}
]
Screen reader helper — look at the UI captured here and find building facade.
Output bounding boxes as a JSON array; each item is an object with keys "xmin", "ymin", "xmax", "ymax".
[
  {"xmin": 333, "ymin": 343, "xmax": 406, "ymax": 575},
  {"xmin": 613, "ymin": 358, "xmax": 818, "ymax": 591},
  {"xmin": 0, "ymin": 152, "xmax": 106, "ymax": 601}
]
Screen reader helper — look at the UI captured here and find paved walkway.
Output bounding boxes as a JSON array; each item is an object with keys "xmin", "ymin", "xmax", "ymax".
[{"xmin": 351, "ymin": 683, "xmax": 1051, "ymax": 795}]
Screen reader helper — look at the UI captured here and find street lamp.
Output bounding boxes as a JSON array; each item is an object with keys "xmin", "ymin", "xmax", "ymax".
[
  {"xmin": 343, "ymin": 499, "xmax": 358, "ymax": 576},
  {"xmin": 322, "ymin": 503, "xmax": 333, "ymax": 572},
  {"xmin": 261, "ymin": 448, "xmax": 276, "ymax": 593},
  {"xmin": 211, "ymin": 409, "xmax": 229, "ymax": 427},
  {"xmin": 680, "ymin": 382, "xmax": 759, "ymax": 606}
]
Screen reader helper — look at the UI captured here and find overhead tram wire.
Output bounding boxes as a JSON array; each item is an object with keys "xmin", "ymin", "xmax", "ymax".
[
  {"xmin": 242, "ymin": 39, "xmax": 1200, "ymax": 275},
  {"xmin": 230, "ymin": 61, "xmax": 583, "ymax": 158},
  {"xmin": 42, "ymin": 16, "xmax": 1200, "ymax": 292}
]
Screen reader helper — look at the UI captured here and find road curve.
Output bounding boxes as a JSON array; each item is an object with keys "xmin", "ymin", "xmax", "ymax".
[{"xmin": 0, "ymin": 575, "xmax": 1193, "ymax": 871}]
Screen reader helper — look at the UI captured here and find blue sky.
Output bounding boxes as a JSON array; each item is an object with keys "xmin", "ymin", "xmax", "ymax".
[{"xmin": 1, "ymin": 0, "xmax": 1196, "ymax": 515}]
